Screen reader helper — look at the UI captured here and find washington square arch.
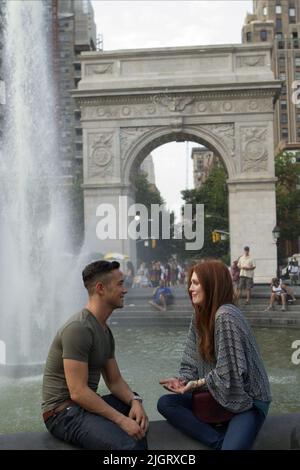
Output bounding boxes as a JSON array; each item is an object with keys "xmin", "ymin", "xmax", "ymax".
[{"xmin": 73, "ymin": 43, "xmax": 282, "ymax": 284}]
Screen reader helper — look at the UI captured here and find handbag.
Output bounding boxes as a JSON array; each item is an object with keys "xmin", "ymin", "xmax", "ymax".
[{"xmin": 192, "ymin": 390, "xmax": 235, "ymax": 424}]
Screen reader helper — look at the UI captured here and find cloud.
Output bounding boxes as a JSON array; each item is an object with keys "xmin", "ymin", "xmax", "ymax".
[{"xmin": 92, "ymin": 0, "xmax": 253, "ymax": 50}]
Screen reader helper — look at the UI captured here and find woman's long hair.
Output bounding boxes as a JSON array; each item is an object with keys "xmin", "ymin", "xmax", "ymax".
[{"xmin": 188, "ymin": 259, "xmax": 234, "ymax": 363}]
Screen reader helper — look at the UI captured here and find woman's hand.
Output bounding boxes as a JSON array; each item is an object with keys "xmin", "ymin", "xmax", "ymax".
[
  {"xmin": 159, "ymin": 377, "xmax": 206, "ymax": 394},
  {"xmin": 159, "ymin": 377, "xmax": 186, "ymax": 393},
  {"xmin": 180, "ymin": 380, "xmax": 199, "ymax": 393},
  {"xmin": 180, "ymin": 378, "xmax": 206, "ymax": 394}
]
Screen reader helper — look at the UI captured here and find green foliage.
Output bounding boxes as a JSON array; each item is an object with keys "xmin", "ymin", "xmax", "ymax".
[
  {"xmin": 133, "ymin": 163, "xmax": 230, "ymax": 264},
  {"xmin": 181, "ymin": 161, "xmax": 229, "ymax": 261},
  {"xmin": 275, "ymin": 152, "xmax": 300, "ymax": 241},
  {"xmin": 182, "ymin": 164, "xmax": 228, "ymax": 216},
  {"xmin": 134, "ymin": 171, "xmax": 164, "ymax": 208},
  {"xmin": 134, "ymin": 170, "xmax": 176, "ymax": 263}
]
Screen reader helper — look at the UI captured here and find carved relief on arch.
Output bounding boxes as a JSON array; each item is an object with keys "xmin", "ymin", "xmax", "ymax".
[
  {"xmin": 120, "ymin": 123, "xmax": 237, "ymax": 179},
  {"xmin": 200, "ymin": 123, "xmax": 235, "ymax": 156},
  {"xmin": 85, "ymin": 63, "xmax": 113, "ymax": 76},
  {"xmin": 240, "ymin": 127, "xmax": 268, "ymax": 173},
  {"xmin": 153, "ymin": 94, "xmax": 194, "ymax": 112},
  {"xmin": 236, "ymin": 55, "xmax": 265, "ymax": 68},
  {"xmin": 87, "ymin": 131, "xmax": 115, "ymax": 179},
  {"xmin": 120, "ymin": 127, "xmax": 155, "ymax": 162},
  {"xmin": 195, "ymin": 98, "xmax": 272, "ymax": 115}
]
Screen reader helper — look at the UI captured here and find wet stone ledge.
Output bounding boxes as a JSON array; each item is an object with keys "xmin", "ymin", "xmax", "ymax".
[{"xmin": 0, "ymin": 414, "xmax": 299, "ymax": 450}]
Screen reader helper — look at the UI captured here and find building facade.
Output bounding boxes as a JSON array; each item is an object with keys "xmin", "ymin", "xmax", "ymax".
[
  {"xmin": 242, "ymin": 0, "xmax": 300, "ymax": 154},
  {"xmin": 191, "ymin": 147, "xmax": 215, "ymax": 189},
  {"xmin": 74, "ymin": 43, "xmax": 281, "ymax": 282},
  {"xmin": 243, "ymin": 1, "xmax": 300, "ymax": 256},
  {"xmin": 51, "ymin": 0, "xmax": 97, "ymax": 180},
  {"xmin": 140, "ymin": 154, "xmax": 156, "ymax": 186}
]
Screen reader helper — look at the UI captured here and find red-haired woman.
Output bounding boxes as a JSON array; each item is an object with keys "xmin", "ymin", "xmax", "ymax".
[{"xmin": 158, "ymin": 259, "xmax": 271, "ymax": 450}]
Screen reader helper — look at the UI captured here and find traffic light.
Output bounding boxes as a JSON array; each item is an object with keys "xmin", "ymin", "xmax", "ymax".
[
  {"xmin": 151, "ymin": 239, "xmax": 157, "ymax": 248},
  {"xmin": 212, "ymin": 231, "xmax": 221, "ymax": 243}
]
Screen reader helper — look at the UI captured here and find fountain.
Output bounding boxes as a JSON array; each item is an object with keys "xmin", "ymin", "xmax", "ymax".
[{"xmin": 0, "ymin": 1, "xmax": 80, "ymax": 376}]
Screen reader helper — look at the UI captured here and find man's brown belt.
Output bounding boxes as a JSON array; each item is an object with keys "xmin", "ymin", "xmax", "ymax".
[{"xmin": 43, "ymin": 399, "xmax": 74, "ymax": 422}]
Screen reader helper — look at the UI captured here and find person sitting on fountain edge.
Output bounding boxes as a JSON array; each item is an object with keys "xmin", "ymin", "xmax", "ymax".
[
  {"xmin": 157, "ymin": 259, "xmax": 271, "ymax": 450},
  {"xmin": 149, "ymin": 279, "xmax": 174, "ymax": 312},
  {"xmin": 41, "ymin": 260, "xmax": 148, "ymax": 450}
]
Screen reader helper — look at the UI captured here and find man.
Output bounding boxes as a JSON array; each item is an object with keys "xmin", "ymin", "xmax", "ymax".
[
  {"xmin": 149, "ymin": 280, "xmax": 174, "ymax": 312},
  {"xmin": 42, "ymin": 260, "xmax": 148, "ymax": 450},
  {"xmin": 288, "ymin": 257, "xmax": 299, "ymax": 286},
  {"xmin": 237, "ymin": 246, "xmax": 256, "ymax": 305}
]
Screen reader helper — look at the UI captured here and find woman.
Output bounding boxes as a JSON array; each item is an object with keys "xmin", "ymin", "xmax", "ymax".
[
  {"xmin": 264, "ymin": 277, "xmax": 296, "ymax": 311},
  {"xmin": 230, "ymin": 259, "xmax": 240, "ymax": 299},
  {"xmin": 157, "ymin": 259, "xmax": 271, "ymax": 450}
]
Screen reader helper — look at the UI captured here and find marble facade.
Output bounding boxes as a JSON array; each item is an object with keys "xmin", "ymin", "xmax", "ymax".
[{"xmin": 73, "ymin": 43, "xmax": 281, "ymax": 282}]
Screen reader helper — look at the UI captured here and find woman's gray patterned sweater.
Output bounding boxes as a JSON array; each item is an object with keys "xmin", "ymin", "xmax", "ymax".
[{"xmin": 179, "ymin": 303, "xmax": 272, "ymax": 413}]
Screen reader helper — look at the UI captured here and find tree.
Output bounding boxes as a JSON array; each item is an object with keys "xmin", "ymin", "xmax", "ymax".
[
  {"xmin": 133, "ymin": 170, "xmax": 178, "ymax": 263},
  {"xmin": 180, "ymin": 161, "xmax": 229, "ymax": 262},
  {"xmin": 134, "ymin": 170, "xmax": 164, "ymax": 207},
  {"xmin": 275, "ymin": 151, "xmax": 300, "ymax": 244}
]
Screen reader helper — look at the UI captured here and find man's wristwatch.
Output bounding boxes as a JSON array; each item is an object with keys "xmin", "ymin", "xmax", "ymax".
[{"xmin": 130, "ymin": 392, "xmax": 143, "ymax": 406}]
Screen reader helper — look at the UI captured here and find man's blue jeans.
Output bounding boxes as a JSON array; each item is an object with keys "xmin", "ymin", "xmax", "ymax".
[
  {"xmin": 157, "ymin": 393, "xmax": 266, "ymax": 450},
  {"xmin": 44, "ymin": 394, "xmax": 148, "ymax": 450}
]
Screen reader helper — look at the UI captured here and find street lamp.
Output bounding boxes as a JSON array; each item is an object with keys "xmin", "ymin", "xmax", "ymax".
[
  {"xmin": 272, "ymin": 225, "xmax": 280, "ymax": 241},
  {"xmin": 272, "ymin": 224, "xmax": 281, "ymax": 278}
]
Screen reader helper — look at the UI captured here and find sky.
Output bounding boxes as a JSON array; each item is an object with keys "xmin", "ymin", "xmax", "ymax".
[{"xmin": 91, "ymin": 0, "xmax": 253, "ymax": 218}]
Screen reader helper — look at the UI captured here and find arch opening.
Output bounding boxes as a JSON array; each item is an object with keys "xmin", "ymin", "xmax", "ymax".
[
  {"xmin": 128, "ymin": 133, "xmax": 230, "ymax": 267},
  {"xmin": 126, "ymin": 129, "xmax": 231, "ymax": 186}
]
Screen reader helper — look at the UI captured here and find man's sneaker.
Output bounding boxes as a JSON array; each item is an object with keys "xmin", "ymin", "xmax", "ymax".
[
  {"xmin": 281, "ymin": 307, "xmax": 287, "ymax": 311},
  {"xmin": 264, "ymin": 305, "xmax": 274, "ymax": 311}
]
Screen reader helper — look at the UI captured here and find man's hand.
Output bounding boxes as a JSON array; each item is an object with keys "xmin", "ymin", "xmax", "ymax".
[
  {"xmin": 129, "ymin": 401, "xmax": 149, "ymax": 432},
  {"xmin": 118, "ymin": 415, "xmax": 146, "ymax": 440},
  {"xmin": 159, "ymin": 377, "xmax": 186, "ymax": 393}
]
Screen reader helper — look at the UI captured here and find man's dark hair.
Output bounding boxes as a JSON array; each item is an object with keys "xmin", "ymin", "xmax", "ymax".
[
  {"xmin": 82, "ymin": 260, "xmax": 120, "ymax": 294},
  {"xmin": 244, "ymin": 246, "xmax": 250, "ymax": 252}
]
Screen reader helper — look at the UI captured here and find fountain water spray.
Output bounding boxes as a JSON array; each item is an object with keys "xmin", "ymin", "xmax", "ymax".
[{"xmin": 0, "ymin": 1, "xmax": 79, "ymax": 373}]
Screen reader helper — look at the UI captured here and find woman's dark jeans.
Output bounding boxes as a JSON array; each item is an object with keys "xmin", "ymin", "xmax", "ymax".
[
  {"xmin": 157, "ymin": 393, "xmax": 266, "ymax": 450},
  {"xmin": 45, "ymin": 394, "xmax": 148, "ymax": 450}
]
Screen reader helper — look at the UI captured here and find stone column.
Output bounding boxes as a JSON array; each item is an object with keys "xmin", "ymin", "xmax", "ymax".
[
  {"xmin": 83, "ymin": 184, "xmax": 137, "ymax": 269},
  {"xmin": 81, "ymin": 125, "xmax": 137, "ymax": 267},
  {"xmin": 228, "ymin": 178, "xmax": 277, "ymax": 284}
]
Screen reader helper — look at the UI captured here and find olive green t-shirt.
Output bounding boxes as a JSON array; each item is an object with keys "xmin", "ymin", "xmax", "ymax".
[{"xmin": 42, "ymin": 309, "xmax": 115, "ymax": 413}]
